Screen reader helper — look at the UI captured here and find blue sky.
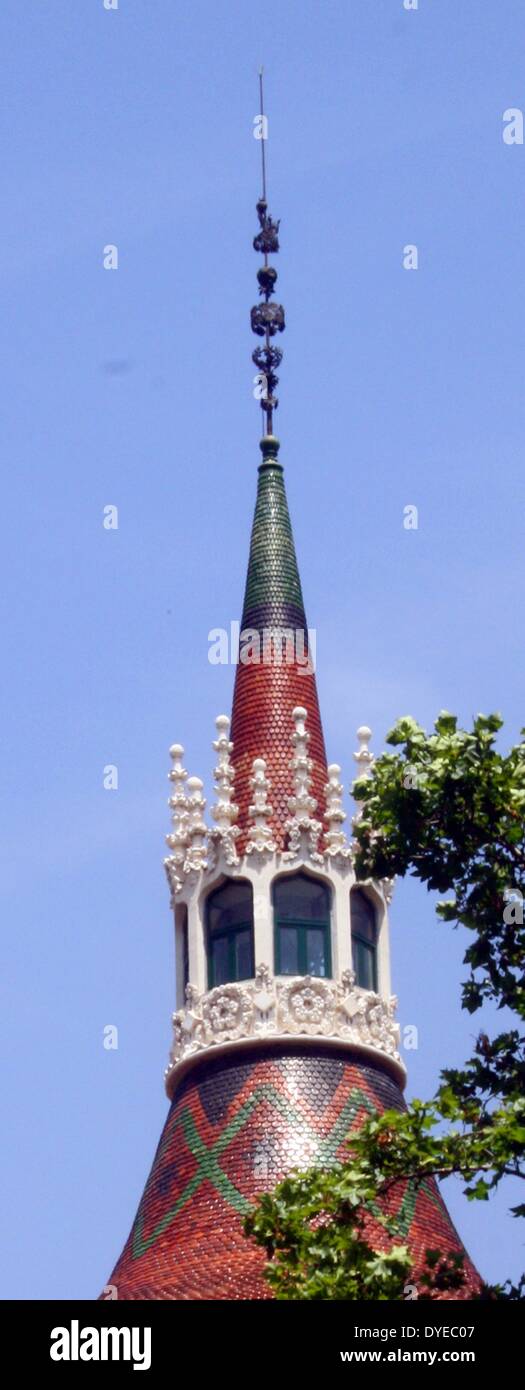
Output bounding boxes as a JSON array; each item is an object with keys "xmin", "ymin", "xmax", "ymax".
[{"xmin": 1, "ymin": 0, "xmax": 524, "ymax": 1299}]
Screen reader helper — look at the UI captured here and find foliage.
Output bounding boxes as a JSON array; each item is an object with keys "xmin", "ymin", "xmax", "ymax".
[{"xmin": 245, "ymin": 715, "xmax": 525, "ymax": 1298}]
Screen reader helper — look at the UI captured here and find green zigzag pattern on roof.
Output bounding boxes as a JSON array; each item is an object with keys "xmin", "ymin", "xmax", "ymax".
[{"xmin": 131, "ymin": 1084, "xmax": 443, "ymax": 1260}]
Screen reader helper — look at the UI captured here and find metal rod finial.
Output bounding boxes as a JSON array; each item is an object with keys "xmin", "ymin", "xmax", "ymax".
[{"xmin": 250, "ymin": 71, "xmax": 285, "ymax": 441}]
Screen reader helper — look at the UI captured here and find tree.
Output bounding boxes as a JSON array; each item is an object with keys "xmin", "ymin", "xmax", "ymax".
[{"xmin": 244, "ymin": 714, "xmax": 525, "ymax": 1299}]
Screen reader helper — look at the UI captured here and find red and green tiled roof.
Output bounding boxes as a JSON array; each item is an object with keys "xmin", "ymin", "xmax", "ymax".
[
  {"xmin": 104, "ymin": 1046, "xmax": 482, "ymax": 1301},
  {"xmin": 230, "ymin": 436, "xmax": 328, "ymax": 850},
  {"xmin": 101, "ymin": 438, "xmax": 483, "ymax": 1304}
]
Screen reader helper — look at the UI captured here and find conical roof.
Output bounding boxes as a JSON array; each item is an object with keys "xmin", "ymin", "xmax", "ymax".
[
  {"xmin": 104, "ymin": 1047, "xmax": 482, "ymax": 1300},
  {"xmin": 230, "ymin": 435, "xmax": 327, "ymax": 849},
  {"xmin": 101, "ymin": 100, "xmax": 482, "ymax": 1302}
]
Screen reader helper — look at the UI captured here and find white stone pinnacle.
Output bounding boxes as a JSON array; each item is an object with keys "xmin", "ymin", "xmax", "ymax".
[
  {"xmin": 210, "ymin": 713, "xmax": 239, "ymax": 863},
  {"xmin": 353, "ymin": 724, "xmax": 374, "ymax": 825},
  {"xmin": 246, "ymin": 756, "xmax": 276, "ymax": 855},
  {"xmin": 166, "ymin": 742, "xmax": 190, "ymax": 858},
  {"xmin": 184, "ymin": 775, "xmax": 208, "ymax": 871},
  {"xmin": 284, "ymin": 706, "xmax": 322, "ymax": 861},
  {"xmin": 324, "ymin": 762, "xmax": 348, "ymax": 855},
  {"xmin": 288, "ymin": 705, "xmax": 317, "ymax": 818}
]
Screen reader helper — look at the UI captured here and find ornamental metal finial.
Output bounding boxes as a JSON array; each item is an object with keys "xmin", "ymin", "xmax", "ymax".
[{"xmin": 251, "ymin": 68, "xmax": 285, "ymax": 438}]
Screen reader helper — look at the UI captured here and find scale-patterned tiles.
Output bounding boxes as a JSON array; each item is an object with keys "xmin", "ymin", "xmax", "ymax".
[
  {"xmin": 105, "ymin": 1047, "xmax": 481, "ymax": 1301},
  {"xmin": 231, "ymin": 444, "xmax": 327, "ymax": 853}
]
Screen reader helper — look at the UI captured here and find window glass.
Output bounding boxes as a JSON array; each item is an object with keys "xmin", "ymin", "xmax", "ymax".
[
  {"xmin": 351, "ymin": 890, "xmax": 376, "ymax": 943},
  {"xmin": 351, "ymin": 890, "xmax": 377, "ymax": 990},
  {"xmin": 206, "ymin": 880, "xmax": 254, "ymax": 986},
  {"xmin": 210, "ymin": 935, "xmax": 230, "ymax": 986},
  {"xmin": 208, "ymin": 880, "xmax": 253, "ymax": 934},
  {"xmin": 306, "ymin": 927, "xmax": 327, "ymax": 978},
  {"xmin": 234, "ymin": 928, "xmax": 253, "ymax": 981},
  {"xmin": 274, "ymin": 874, "xmax": 330, "ymax": 922},
  {"xmin": 274, "ymin": 875, "xmax": 332, "ymax": 978},
  {"xmin": 354, "ymin": 939, "xmax": 376, "ymax": 992},
  {"xmin": 279, "ymin": 925, "xmax": 300, "ymax": 975}
]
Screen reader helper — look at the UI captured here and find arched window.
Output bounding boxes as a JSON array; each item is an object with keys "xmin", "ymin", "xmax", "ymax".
[
  {"xmin": 273, "ymin": 873, "xmax": 332, "ymax": 978},
  {"xmin": 351, "ymin": 890, "xmax": 377, "ymax": 991},
  {"xmin": 175, "ymin": 904, "xmax": 189, "ymax": 1009},
  {"xmin": 206, "ymin": 880, "xmax": 254, "ymax": 988}
]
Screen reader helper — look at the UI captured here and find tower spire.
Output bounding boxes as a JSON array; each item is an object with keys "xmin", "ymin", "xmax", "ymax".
[
  {"xmin": 251, "ymin": 69, "xmax": 285, "ymax": 438},
  {"xmin": 231, "ymin": 78, "xmax": 327, "ymax": 849},
  {"xmin": 101, "ymin": 82, "xmax": 482, "ymax": 1306}
]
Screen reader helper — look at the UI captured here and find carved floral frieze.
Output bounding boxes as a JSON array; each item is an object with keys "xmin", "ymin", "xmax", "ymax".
[{"xmin": 165, "ymin": 965, "xmax": 402, "ymax": 1088}]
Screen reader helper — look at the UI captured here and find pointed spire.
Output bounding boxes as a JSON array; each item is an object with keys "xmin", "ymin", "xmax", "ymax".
[
  {"xmin": 230, "ymin": 83, "xmax": 328, "ymax": 850},
  {"xmin": 229, "ymin": 447, "xmax": 328, "ymax": 848}
]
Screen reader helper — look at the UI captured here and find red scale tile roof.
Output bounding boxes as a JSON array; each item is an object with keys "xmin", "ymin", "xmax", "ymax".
[
  {"xmin": 230, "ymin": 437, "xmax": 328, "ymax": 850},
  {"xmin": 105, "ymin": 1048, "xmax": 482, "ymax": 1301}
]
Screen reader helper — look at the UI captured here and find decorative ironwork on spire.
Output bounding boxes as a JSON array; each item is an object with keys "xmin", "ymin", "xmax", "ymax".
[{"xmin": 251, "ymin": 68, "xmax": 285, "ymax": 437}]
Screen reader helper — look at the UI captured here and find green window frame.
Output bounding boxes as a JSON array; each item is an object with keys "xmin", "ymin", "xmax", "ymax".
[
  {"xmin": 273, "ymin": 873, "xmax": 332, "ymax": 979},
  {"xmin": 351, "ymin": 890, "xmax": 378, "ymax": 992},
  {"xmin": 206, "ymin": 879, "xmax": 254, "ymax": 988}
]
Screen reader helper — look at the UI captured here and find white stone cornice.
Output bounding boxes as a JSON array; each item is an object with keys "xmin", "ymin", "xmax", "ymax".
[
  {"xmin": 169, "ymin": 841, "xmax": 358, "ymax": 914},
  {"xmin": 165, "ymin": 967, "xmax": 404, "ymax": 1095}
]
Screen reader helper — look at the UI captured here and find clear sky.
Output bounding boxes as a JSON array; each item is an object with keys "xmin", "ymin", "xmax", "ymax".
[{"xmin": 1, "ymin": 0, "xmax": 524, "ymax": 1299}]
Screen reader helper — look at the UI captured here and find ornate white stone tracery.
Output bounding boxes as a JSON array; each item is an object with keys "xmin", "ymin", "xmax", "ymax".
[
  {"xmin": 164, "ymin": 744, "xmax": 190, "ymax": 898},
  {"xmin": 352, "ymin": 724, "xmax": 374, "ymax": 826},
  {"xmin": 163, "ymin": 711, "xmax": 398, "ymax": 1086},
  {"xmin": 324, "ymin": 762, "xmax": 352, "ymax": 862},
  {"xmin": 209, "ymin": 714, "xmax": 240, "ymax": 866},
  {"xmin": 283, "ymin": 706, "xmax": 323, "ymax": 863},
  {"xmin": 246, "ymin": 757, "xmax": 277, "ymax": 857},
  {"xmin": 165, "ymin": 966, "xmax": 403, "ymax": 1095}
]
